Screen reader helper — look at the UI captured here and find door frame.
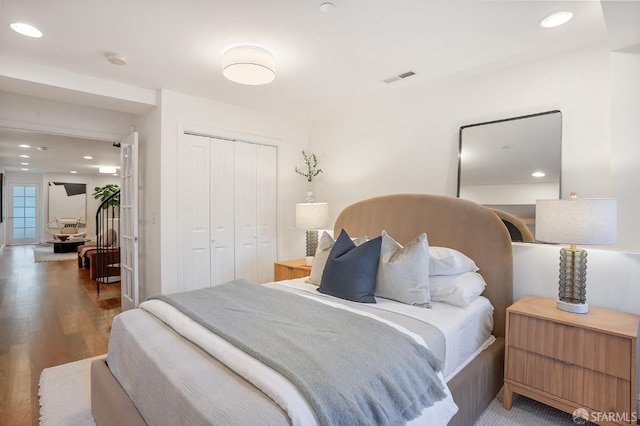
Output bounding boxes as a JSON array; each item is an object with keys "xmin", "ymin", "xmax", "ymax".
[{"xmin": 6, "ymin": 182, "xmax": 42, "ymax": 245}]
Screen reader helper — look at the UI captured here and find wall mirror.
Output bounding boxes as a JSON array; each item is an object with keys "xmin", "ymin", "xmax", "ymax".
[{"xmin": 457, "ymin": 110, "xmax": 562, "ymax": 241}]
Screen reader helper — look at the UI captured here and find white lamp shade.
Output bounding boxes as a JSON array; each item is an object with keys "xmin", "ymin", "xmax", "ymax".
[
  {"xmin": 296, "ymin": 203, "xmax": 329, "ymax": 230},
  {"xmin": 222, "ymin": 45, "xmax": 276, "ymax": 85},
  {"xmin": 535, "ymin": 198, "xmax": 617, "ymax": 245}
]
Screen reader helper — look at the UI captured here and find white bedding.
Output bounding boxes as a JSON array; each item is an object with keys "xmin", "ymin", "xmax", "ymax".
[
  {"xmin": 107, "ymin": 279, "xmax": 495, "ymax": 425},
  {"xmin": 274, "ymin": 278, "xmax": 494, "ymax": 379}
]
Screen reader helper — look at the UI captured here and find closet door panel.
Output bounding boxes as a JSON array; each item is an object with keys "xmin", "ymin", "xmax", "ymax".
[
  {"xmin": 256, "ymin": 144, "xmax": 277, "ymax": 283},
  {"xmin": 234, "ymin": 142, "xmax": 258, "ymax": 282},
  {"xmin": 179, "ymin": 134, "xmax": 211, "ymax": 292},
  {"xmin": 210, "ymin": 138, "xmax": 236, "ymax": 286}
]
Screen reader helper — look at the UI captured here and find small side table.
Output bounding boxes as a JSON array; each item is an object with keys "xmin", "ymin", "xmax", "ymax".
[{"xmin": 274, "ymin": 259, "xmax": 312, "ymax": 281}]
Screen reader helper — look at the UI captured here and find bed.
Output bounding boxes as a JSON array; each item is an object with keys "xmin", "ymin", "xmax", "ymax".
[{"xmin": 91, "ymin": 193, "xmax": 513, "ymax": 425}]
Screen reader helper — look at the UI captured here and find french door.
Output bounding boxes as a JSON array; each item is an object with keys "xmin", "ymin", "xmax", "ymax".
[
  {"xmin": 8, "ymin": 183, "xmax": 40, "ymax": 245},
  {"xmin": 120, "ymin": 132, "xmax": 139, "ymax": 311}
]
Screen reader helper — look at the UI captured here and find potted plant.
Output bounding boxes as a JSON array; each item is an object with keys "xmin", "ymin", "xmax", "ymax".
[
  {"xmin": 295, "ymin": 151, "xmax": 323, "ymax": 202},
  {"xmin": 93, "ymin": 183, "xmax": 120, "ymax": 208}
]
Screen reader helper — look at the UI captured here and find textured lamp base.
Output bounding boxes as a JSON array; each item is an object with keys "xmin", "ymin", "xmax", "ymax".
[
  {"xmin": 556, "ymin": 299, "xmax": 589, "ymax": 314},
  {"xmin": 305, "ymin": 229, "xmax": 319, "ymax": 257},
  {"xmin": 556, "ymin": 246, "xmax": 589, "ymax": 314}
]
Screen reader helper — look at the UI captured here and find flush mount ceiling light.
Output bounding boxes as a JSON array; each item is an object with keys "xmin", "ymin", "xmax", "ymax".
[
  {"xmin": 540, "ymin": 11, "xmax": 573, "ymax": 28},
  {"xmin": 222, "ymin": 45, "xmax": 276, "ymax": 85},
  {"xmin": 10, "ymin": 22, "xmax": 43, "ymax": 38},
  {"xmin": 531, "ymin": 171, "xmax": 546, "ymax": 177},
  {"xmin": 19, "ymin": 144, "xmax": 30, "ymax": 148}
]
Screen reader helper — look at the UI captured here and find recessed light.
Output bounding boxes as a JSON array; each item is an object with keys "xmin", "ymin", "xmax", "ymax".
[
  {"xmin": 70, "ymin": 170, "xmax": 78, "ymax": 174},
  {"xmin": 21, "ymin": 168, "xmax": 29, "ymax": 171},
  {"xmin": 99, "ymin": 166, "xmax": 117, "ymax": 174},
  {"xmin": 319, "ymin": 2, "xmax": 335, "ymax": 13},
  {"xmin": 19, "ymin": 144, "xmax": 31, "ymax": 148},
  {"xmin": 20, "ymin": 162, "xmax": 29, "ymax": 166},
  {"xmin": 540, "ymin": 11, "xmax": 573, "ymax": 28},
  {"xmin": 84, "ymin": 156, "xmax": 93, "ymax": 160},
  {"xmin": 106, "ymin": 53, "xmax": 127, "ymax": 66},
  {"xmin": 19, "ymin": 154, "xmax": 29, "ymax": 158},
  {"xmin": 10, "ymin": 22, "xmax": 43, "ymax": 38},
  {"xmin": 531, "ymin": 171, "xmax": 546, "ymax": 178}
]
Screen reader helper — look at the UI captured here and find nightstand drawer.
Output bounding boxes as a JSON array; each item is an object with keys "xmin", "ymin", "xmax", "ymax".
[
  {"xmin": 506, "ymin": 347, "xmax": 632, "ymax": 413},
  {"xmin": 504, "ymin": 296, "xmax": 639, "ymax": 425},
  {"xmin": 507, "ymin": 313, "xmax": 632, "ymax": 379}
]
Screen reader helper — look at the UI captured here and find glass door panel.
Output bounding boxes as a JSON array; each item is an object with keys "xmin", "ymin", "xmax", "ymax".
[{"xmin": 8, "ymin": 183, "xmax": 40, "ymax": 244}]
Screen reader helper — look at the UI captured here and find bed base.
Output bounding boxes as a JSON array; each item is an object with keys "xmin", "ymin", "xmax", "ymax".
[
  {"xmin": 447, "ymin": 337, "xmax": 504, "ymax": 426},
  {"xmin": 91, "ymin": 337, "xmax": 504, "ymax": 426},
  {"xmin": 91, "ymin": 358, "xmax": 145, "ymax": 426}
]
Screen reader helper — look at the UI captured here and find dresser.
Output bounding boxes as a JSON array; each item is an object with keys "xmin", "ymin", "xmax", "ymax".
[
  {"xmin": 504, "ymin": 296, "xmax": 639, "ymax": 425},
  {"xmin": 274, "ymin": 259, "xmax": 312, "ymax": 281}
]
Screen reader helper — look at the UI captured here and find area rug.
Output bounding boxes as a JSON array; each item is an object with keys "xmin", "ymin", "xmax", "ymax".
[
  {"xmin": 38, "ymin": 356, "xmax": 102, "ymax": 426},
  {"xmin": 39, "ymin": 355, "xmax": 588, "ymax": 425},
  {"xmin": 474, "ymin": 388, "xmax": 592, "ymax": 425},
  {"xmin": 33, "ymin": 247, "xmax": 78, "ymax": 262}
]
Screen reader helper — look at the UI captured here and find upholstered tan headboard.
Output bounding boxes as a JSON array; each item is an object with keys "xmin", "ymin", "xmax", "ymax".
[{"xmin": 334, "ymin": 194, "xmax": 513, "ymax": 338}]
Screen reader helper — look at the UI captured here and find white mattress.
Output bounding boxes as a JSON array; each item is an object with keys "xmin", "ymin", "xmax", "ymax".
[{"xmin": 274, "ymin": 278, "xmax": 494, "ymax": 379}]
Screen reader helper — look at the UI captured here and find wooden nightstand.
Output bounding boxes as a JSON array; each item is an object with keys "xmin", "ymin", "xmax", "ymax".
[
  {"xmin": 504, "ymin": 296, "xmax": 639, "ymax": 425},
  {"xmin": 274, "ymin": 259, "xmax": 312, "ymax": 281}
]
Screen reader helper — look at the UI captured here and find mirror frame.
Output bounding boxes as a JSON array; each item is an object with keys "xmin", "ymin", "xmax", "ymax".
[{"xmin": 457, "ymin": 110, "xmax": 562, "ymax": 241}]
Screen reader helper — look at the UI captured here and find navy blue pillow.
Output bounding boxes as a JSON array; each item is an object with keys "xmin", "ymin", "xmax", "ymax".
[{"xmin": 318, "ymin": 229, "xmax": 382, "ymax": 303}]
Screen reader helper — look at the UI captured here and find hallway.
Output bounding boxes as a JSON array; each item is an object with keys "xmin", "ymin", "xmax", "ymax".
[{"xmin": 0, "ymin": 244, "xmax": 121, "ymax": 425}]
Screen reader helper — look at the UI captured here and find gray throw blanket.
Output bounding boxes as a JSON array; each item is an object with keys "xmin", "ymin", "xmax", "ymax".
[{"xmin": 151, "ymin": 279, "xmax": 446, "ymax": 425}]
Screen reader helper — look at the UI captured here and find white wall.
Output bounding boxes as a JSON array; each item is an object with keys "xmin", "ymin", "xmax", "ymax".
[
  {"xmin": 311, "ymin": 43, "xmax": 640, "ymax": 316},
  {"xmin": 138, "ymin": 90, "xmax": 311, "ymax": 299},
  {"xmin": 2, "ymin": 171, "xmax": 118, "ymax": 242},
  {"xmin": 311, "ymin": 44, "xmax": 611, "ymax": 222},
  {"xmin": 43, "ymin": 173, "xmax": 119, "ymax": 239},
  {"xmin": 0, "ymin": 91, "xmax": 134, "ymax": 139},
  {"xmin": 610, "ymin": 51, "xmax": 640, "ymax": 250}
]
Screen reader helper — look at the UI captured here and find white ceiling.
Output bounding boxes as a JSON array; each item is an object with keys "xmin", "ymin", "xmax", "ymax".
[
  {"xmin": 0, "ymin": 127, "xmax": 121, "ymax": 175},
  {"xmin": 0, "ymin": 0, "xmax": 637, "ymax": 174}
]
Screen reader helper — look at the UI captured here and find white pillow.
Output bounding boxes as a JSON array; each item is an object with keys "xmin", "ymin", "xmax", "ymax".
[
  {"xmin": 430, "ymin": 272, "xmax": 486, "ymax": 307},
  {"xmin": 375, "ymin": 231, "xmax": 431, "ymax": 307},
  {"xmin": 429, "ymin": 247, "xmax": 479, "ymax": 276},
  {"xmin": 306, "ymin": 231, "xmax": 367, "ymax": 285}
]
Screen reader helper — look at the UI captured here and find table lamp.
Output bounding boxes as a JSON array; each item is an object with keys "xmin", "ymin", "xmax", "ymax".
[
  {"xmin": 535, "ymin": 193, "xmax": 617, "ymax": 314},
  {"xmin": 295, "ymin": 203, "xmax": 329, "ymax": 261}
]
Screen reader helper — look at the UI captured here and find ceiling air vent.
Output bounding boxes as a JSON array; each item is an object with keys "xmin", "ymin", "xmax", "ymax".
[{"xmin": 383, "ymin": 71, "xmax": 416, "ymax": 84}]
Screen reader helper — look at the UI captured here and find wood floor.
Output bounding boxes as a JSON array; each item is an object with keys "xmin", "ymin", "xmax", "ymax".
[{"xmin": 0, "ymin": 244, "xmax": 122, "ymax": 426}]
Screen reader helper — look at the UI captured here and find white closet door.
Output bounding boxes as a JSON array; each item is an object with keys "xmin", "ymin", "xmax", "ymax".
[
  {"xmin": 234, "ymin": 142, "xmax": 258, "ymax": 282},
  {"xmin": 210, "ymin": 138, "xmax": 236, "ymax": 286},
  {"xmin": 180, "ymin": 134, "xmax": 211, "ymax": 291},
  {"xmin": 256, "ymin": 144, "xmax": 277, "ymax": 283}
]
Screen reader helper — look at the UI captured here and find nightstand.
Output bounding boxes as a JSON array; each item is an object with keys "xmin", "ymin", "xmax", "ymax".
[
  {"xmin": 274, "ymin": 259, "xmax": 312, "ymax": 281},
  {"xmin": 504, "ymin": 296, "xmax": 639, "ymax": 425}
]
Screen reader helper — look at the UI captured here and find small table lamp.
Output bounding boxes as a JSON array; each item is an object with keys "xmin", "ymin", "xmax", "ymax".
[
  {"xmin": 295, "ymin": 203, "xmax": 329, "ymax": 259},
  {"xmin": 535, "ymin": 193, "xmax": 617, "ymax": 314}
]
